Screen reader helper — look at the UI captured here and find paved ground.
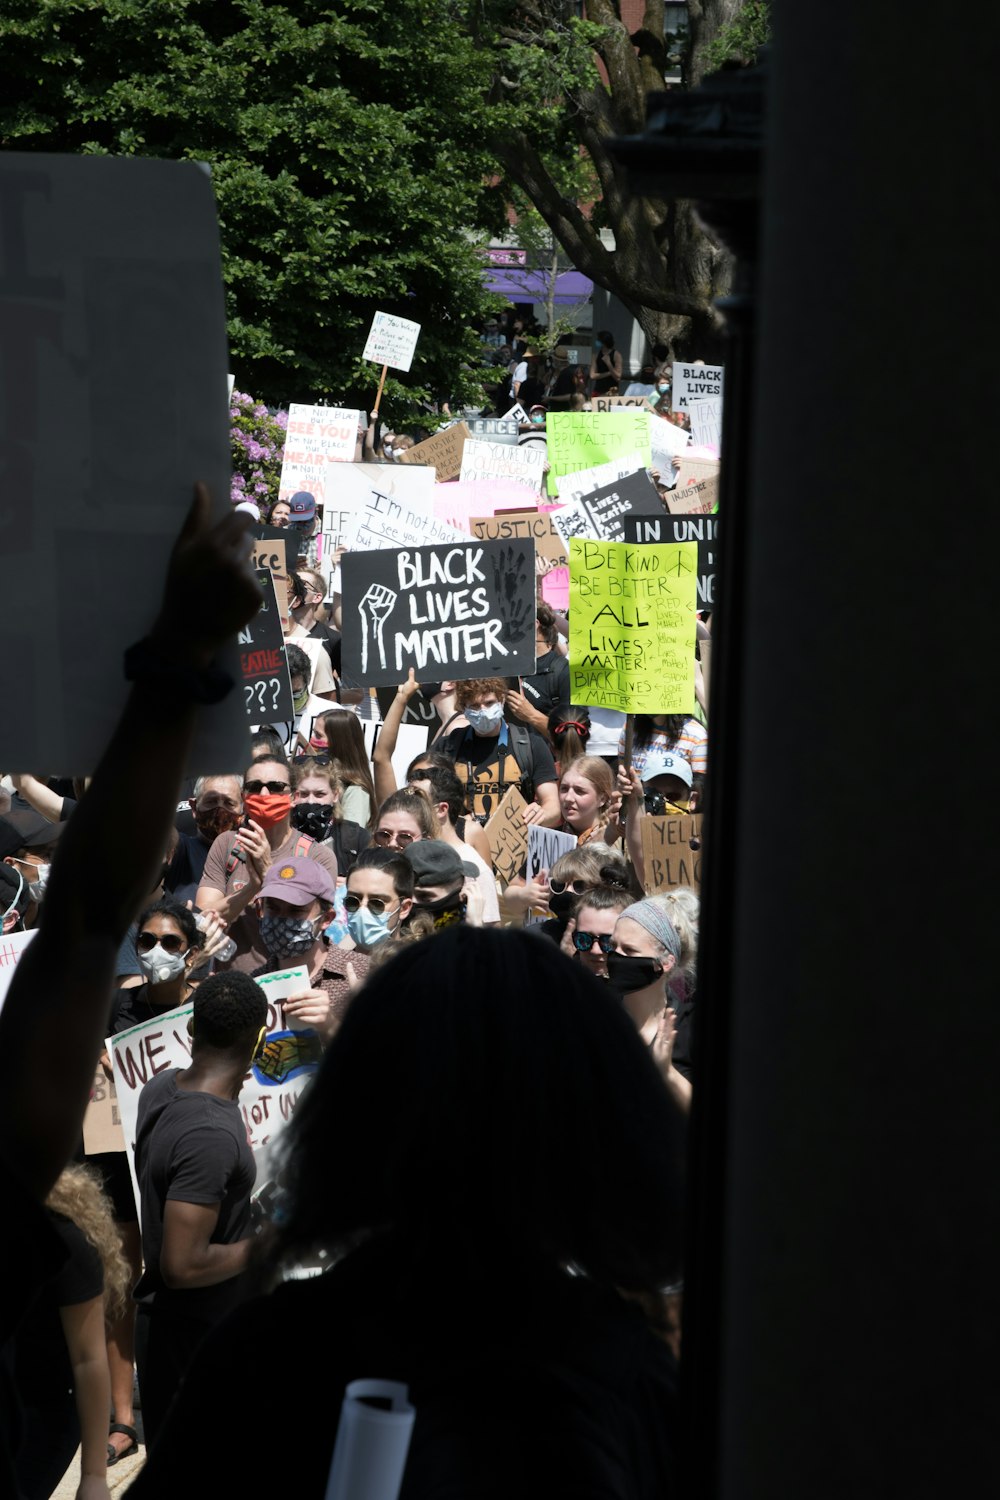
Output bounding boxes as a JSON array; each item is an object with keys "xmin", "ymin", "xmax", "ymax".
[{"xmin": 53, "ymin": 1442, "xmax": 146, "ymax": 1496}]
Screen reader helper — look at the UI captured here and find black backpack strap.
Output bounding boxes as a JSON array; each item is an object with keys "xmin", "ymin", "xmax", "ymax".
[{"xmin": 506, "ymin": 723, "xmax": 535, "ymax": 803}]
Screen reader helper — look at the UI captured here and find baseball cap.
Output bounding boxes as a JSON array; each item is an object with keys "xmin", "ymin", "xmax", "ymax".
[
  {"xmin": 288, "ymin": 490, "xmax": 317, "ymax": 523},
  {"xmin": 403, "ymin": 840, "xmax": 477, "ymax": 885},
  {"xmin": 0, "ymin": 809, "xmax": 66, "ymax": 861},
  {"xmin": 258, "ymin": 857, "xmax": 335, "ymax": 906},
  {"xmin": 640, "ymin": 753, "xmax": 693, "ymax": 789}
]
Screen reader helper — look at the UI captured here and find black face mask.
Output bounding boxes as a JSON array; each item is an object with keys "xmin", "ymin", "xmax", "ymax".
[
  {"xmin": 290, "ymin": 802, "xmax": 334, "ymax": 841},
  {"xmin": 420, "ymin": 682, "xmax": 443, "ymax": 700},
  {"xmin": 414, "ymin": 892, "xmax": 466, "ymax": 929},
  {"xmin": 548, "ymin": 890, "xmax": 576, "ymax": 919},
  {"xmin": 605, "ymin": 952, "xmax": 664, "ymax": 995}
]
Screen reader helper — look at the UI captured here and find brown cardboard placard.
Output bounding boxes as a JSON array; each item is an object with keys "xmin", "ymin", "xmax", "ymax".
[
  {"xmin": 640, "ymin": 814, "xmax": 703, "ymax": 893},
  {"xmin": 252, "ymin": 532, "xmax": 293, "ymax": 631},
  {"xmin": 470, "ymin": 511, "xmax": 567, "ymax": 575},
  {"xmin": 399, "ymin": 422, "xmax": 470, "ymax": 482},
  {"xmin": 592, "ymin": 394, "xmax": 656, "ymax": 413},
  {"xmin": 666, "ymin": 457, "xmax": 719, "ymax": 516},
  {"xmin": 485, "ymin": 784, "xmax": 530, "ymax": 886},
  {"xmin": 83, "ymin": 1068, "xmax": 125, "ymax": 1155}
]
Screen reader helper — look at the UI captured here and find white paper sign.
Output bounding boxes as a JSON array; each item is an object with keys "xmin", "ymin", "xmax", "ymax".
[
  {"xmin": 278, "ymin": 404, "xmax": 361, "ymax": 506},
  {"xmin": 504, "ymin": 402, "xmax": 529, "ymax": 424},
  {"xmin": 523, "ymin": 826, "xmax": 578, "ymax": 926},
  {"xmin": 363, "ymin": 310, "xmax": 421, "ymax": 372},
  {"xmin": 554, "ymin": 451, "xmax": 647, "ymax": 503},
  {"xmin": 687, "ymin": 398, "xmax": 723, "ymax": 452},
  {"xmin": 345, "ymin": 479, "xmax": 465, "ymax": 554},
  {"xmin": 459, "ymin": 438, "xmax": 547, "ymax": 490},
  {"xmin": 0, "ymin": 154, "xmax": 245, "ymax": 774},
  {"xmin": 0, "ymin": 930, "xmax": 37, "ymax": 1015},
  {"xmin": 671, "ymin": 361, "xmax": 725, "ymax": 410}
]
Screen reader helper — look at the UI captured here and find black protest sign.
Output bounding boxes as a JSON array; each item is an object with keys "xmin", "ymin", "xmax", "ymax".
[
  {"xmin": 238, "ymin": 570, "xmax": 295, "ymax": 724},
  {"xmin": 341, "ymin": 540, "xmax": 537, "ymax": 686},
  {"xmin": 467, "ymin": 417, "xmax": 520, "ymax": 446},
  {"xmin": 552, "ymin": 468, "xmax": 661, "ymax": 548},
  {"xmin": 623, "ymin": 512, "xmax": 717, "ymax": 612},
  {"xmin": 373, "ymin": 684, "xmax": 438, "ymax": 741}
]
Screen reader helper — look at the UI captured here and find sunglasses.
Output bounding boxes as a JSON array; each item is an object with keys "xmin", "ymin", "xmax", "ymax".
[
  {"xmin": 137, "ymin": 931, "xmax": 187, "ymax": 954},
  {"xmin": 373, "ymin": 829, "xmax": 417, "ymax": 847},
  {"xmin": 572, "ymin": 931, "xmax": 614, "ymax": 954},
  {"xmin": 344, "ymin": 894, "xmax": 397, "ymax": 916},
  {"xmin": 245, "ymin": 780, "xmax": 290, "ymax": 795},
  {"xmin": 548, "ymin": 877, "xmax": 593, "ymax": 896}
]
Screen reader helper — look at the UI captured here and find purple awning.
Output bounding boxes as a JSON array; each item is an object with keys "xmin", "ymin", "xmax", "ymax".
[{"xmin": 483, "ymin": 267, "xmax": 593, "ymax": 304}]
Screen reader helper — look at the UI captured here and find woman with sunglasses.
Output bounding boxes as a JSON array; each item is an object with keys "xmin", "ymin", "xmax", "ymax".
[
  {"xmin": 371, "ymin": 786, "xmax": 438, "ymax": 852},
  {"xmin": 342, "ymin": 848, "xmax": 416, "ymax": 956},
  {"xmin": 504, "ymin": 843, "xmax": 629, "ymax": 931},
  {"xmin": 560, "ymin": 883, "xmax": 633, "ymax": 980}
]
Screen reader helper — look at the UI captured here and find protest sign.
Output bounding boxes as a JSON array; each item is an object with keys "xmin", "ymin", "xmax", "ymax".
[
  {"xmin": 252, "ymin": 525, "xmax": 294, "ymax": 629},
  {"xmin": 239, "ymin": 570, "xmax": 294, "ymax": 725},
  {"xmin": 467, "ymin": 417, "xmax": 520, "ymax": 445},
  {"xmin": 470, "ymin": 511, "xmax": 567, "ymax": 575},
  {"xmin": 278, "ymin": 404, "xmax": 361, "ymax": 506},
  {"xmin": 545, "ymin": 411, "xmax": 652, "ymax": 496},
  {"xmin": 346, "ymin": 476, "xmax": 465, "ymax": 553},
  {"xmin": 363, "ymin": 310, "xmax": 421, "ymax": 372},
  {"xmin": 485, "ymin": 785, "xmax": 530, "ymax": 887},
  {"xmin": 568, "ymin": 538, "xmax": 697, "ymax": 713},
  {"xmin": 399, "ymin": 422, "xmax": 470, "ymax": 482},
  {"xmin": 325, "ymin": 463, "xmax": 433, "ymax": 554},
  {"xmin": 353, "ymin": 718, "xmax": 434, "ymax": 788},
  {"xmin": 592, "ymin": 394, "xmax": 651, "ymax": 412},
  {"xmin": 541, "ymin": 566, "xmax": 569, "ymax": 612},
  {"xmin": 623, "ymin": 513, "xmax": 717, "ymax": 613},
  {"xmin": 110, "ymin": 983, "xmax": 323, "ymax": 1213},
  {"xmin": 434, "ymin": 480, "xmax": 538, "ymax": 534},
  {"xmin": 550, "ymin": 469, "xmax": 660, "ymax": 548},
  {"xmin": 667, "ymin": 456, "xmax": 720, "ymax": 515},
  {"xmin": 0, "ymin": 930, "xmax": 36, "ymax": 1015},
  {"xmin": 687, "ymin": 398, "xmax": 723, "ymax": 452},
  {"xmin": 671, "ymin": 362, "xmax": 725, "ymax": 410},
  {"xmin": 641, "ymin": 814, "xmax": 703, "ymax": 894},
  {"xmin": 341, "ymin": 540, "xmax": 537, "ymax": 685},
  {"xmin": 83, "ymin": 1068, "xmax": 125, "ymax": 1155},
  {"xmin": 459, "ymin": 438, "xmax": 547, "ymax": 491},
  {"xmin": 374, "ymin": 685, "xmax": 439, "ymax": 740},
  {"xmin": 648, "ymin": 414, "xmax": 692, "ymax": 466},
  {"xmin": 505, "ymin": 402, "xmax": 529, "ymax": 424},
  {"xmin": 0, "ymin": 155, "xmax": 245, "ymax": 773},
  {"xmin": 524, "ymin": 825, "xmax": 577, "ymax": 925},
  {"xmin": 554, "ymin": 451, "xmax": 648, "ymax": 504}
]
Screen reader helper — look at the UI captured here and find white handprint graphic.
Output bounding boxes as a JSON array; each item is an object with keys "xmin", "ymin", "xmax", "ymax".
[{"xmin": 358, "ymin": 583, "xmax": 398, "ymax": 672}]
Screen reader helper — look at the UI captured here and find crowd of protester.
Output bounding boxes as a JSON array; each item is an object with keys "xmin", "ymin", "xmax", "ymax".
[{"xmin": 0, "ymin": 317, "xmax": 708, "ymax": 1491}]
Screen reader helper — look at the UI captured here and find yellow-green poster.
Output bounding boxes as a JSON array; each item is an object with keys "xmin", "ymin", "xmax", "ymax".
[
  {"xmin": 568, "ymin": 538, "xmax": 697, "ymax": 713},
  {"xmin": 545, "ymin": 410, "xmax": 652, "ymax": 496}
]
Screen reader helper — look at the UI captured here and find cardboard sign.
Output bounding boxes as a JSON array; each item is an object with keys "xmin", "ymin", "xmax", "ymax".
[
  {"xmin": 470, "ymin": 511, "xmax": 567, "ymax": 575},
  {"xmin": 545, "ymin": 411, "xmax": 652, "ymax": 496},
  {"xmin": 524, "ymin": 824, "xmax": 578, "ymax": 925},
  {"xmin": 551, "ymin": 469, "xmax": 660, "ymax": 548},
  {"xmin": 399, "ymin": 422, "xmax": 470, "ymax": 482},
  {"xmin": 467, "ymin": 417, "xmax": 520, "ymax": 445},
  {"xmin": 554, "ymin": 450, "xmax": 648, "ymax": 503},
  {"xmin": 671, "ymin": 362, "xmax": 725, "ymax": 410},
  {"xmin": 485, "ymin": 785, "xmax": 530, "ymax": 886},
  {"xmin": 251, "ymin": 526, "xmax": 294, "ymax": 630},
  {"xmin": 0, "ymin": 154, "xmax": 245, "ymax": 774},
  {"xmin": 640, "ymin": 814, "xmax": 703, "ymax": 893},
  {"xmin": 687, "ymin": 398, "xmax": 722, "ymax": 452},
  {"xmin": 363, "ymin": 309, "xmax": 421, "ymax": 372},
  {"xmin": 341, "ymin": 539, "xmax": 537, "ymax": 685},
  {"xmin": 278, "ymin": 404, "xmax": 362, "ymax": 505},
  {"xmin": 239, "ymin": 570, "xmax": 295, "ymax": 724},
  {"xmin": 346, "ymin": 477, "xmax": 465, "ymax": 553},
  {"xmin": 459, "ymin": 438, "xmax": 547, "ymax": 490},
  {"xmin": 623, "ymin": 513, "xmax": 717, "ymax": 613},
  {"xmin": 592, "ymin": 394, "xmax": 652, "ymax": 412},
  {"xmin": 568, "ymin": 538, "xmax": 697, "ymax": 713},
  {"xmin": 667, "ymin": 456, "xmax": 720, "ymax": 515},
  {"xmin": 83, "ymin": 1068, "xmax": 125, "ymax": 1155}
]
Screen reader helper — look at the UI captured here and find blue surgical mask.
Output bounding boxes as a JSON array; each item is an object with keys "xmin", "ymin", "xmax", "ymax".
[
  {"xmin": 465, "ymin": 703, "xmax": 503, "ymax": 735},
  {"xmin": 347, "ymin": 905, "xmax": 394, "ymax": 950}
]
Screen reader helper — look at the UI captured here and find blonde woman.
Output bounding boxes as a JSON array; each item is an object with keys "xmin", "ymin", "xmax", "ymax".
[{"xmin": 14, "ymin": 1164, "xmax": 130, "ymax": 1499}]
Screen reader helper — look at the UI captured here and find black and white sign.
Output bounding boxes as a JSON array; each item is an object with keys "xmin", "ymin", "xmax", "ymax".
[
  {"xmin": 552, "ymin": 468, "xmax": 660, "ymax": 547},
  {"xmin": 341, "ymin": 541, "xmax": 537, "ymax": 686},
  {"xmin": 239, "ymin": 570, "xmax": 295, "ymax": 724},
  {"xmin": 623, "ymin": 513, "xmax": 717, "ymax": 611},
  {"xmin": 671, "ymin": 362, "xmax": 725, "ymax": 410}
]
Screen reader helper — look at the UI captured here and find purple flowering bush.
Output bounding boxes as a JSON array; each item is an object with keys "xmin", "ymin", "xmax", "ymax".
[{"xmin": 230, "ymin": 390, "xmax": 288, "ymax": 513}]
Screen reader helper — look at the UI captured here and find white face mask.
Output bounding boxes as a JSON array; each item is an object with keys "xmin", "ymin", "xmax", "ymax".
[
  {"xmin": 27, "ymin": 862, "xmax": 50, "ymax": 903},
  {"xmin": 466, "ymin": 702, "xmax": 503, "ymax": 734},
  {"xmin": 138, "ymin": 944, "xmax": 189, "ymax": 984}
]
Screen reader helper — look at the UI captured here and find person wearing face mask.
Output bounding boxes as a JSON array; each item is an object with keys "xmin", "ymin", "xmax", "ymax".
[
  {"xmin": 341, "ymin": 848, "xmax": 414, "ymax": 962},
  {"xmin": 402, "ymin": 840, "xmax": 475, "ymax": 933},
  {"xmin": 163, "ymin": 774, "xmax": 244, "ymax": 906},
  {"xmin": 437, "ymin": 677, "xmax": 560, "ymax": 828},
  {"xmin": 616, "ymin": 752, "xmax": 699, "ymax": 890},
  {"xmin": 0, "ymin": 859, "xmax": 32, "ymax": 937},
  {"xmin": 506, "ymin": 843, "xmax": 630, "ymax": 932},
  {"xmin": 251, "ymin": 859, "xmax": 346, "ymax": 1040},
  {"xmin": 0, "ymin": 808, "xmax": 64, "ymax": 929},
  {"xmin": 284, "ymin": 641, "xmax": 334, "ymax": 755},
  {"xmin": 607, "ymin": 899, "xmax": 691, "ymax": 1112},
  {"xmin": 559, "ymin": 884, "xmax": 633, "ymax": 979},
  {"xmin": 196, "ymin": 756, "xmax": 338, "ymax": 974},
  {"xmin": 290, "ymin": 757, "xmax": 370, "ymax": 872}
]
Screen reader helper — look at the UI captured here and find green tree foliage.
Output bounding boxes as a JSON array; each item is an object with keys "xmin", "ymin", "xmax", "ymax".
[{"xmin": 0, "ymin": 0, "xmax": 507, "ymax": 419}]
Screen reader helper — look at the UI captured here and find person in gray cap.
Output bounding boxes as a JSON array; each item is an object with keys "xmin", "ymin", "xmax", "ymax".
[
  {"xmin": 0, "ymin": 807, "xmax": 65, "ymax": 929},
  {"xmin": 608, "ymin": 897, "xmax": 691, "ymax": 1111},
  {"xmin": 402, "ymin": 840, "xmax": 476, "ymax": 931}
]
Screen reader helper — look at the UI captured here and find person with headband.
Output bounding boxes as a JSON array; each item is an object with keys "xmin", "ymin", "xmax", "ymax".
[{"xmin": 608, "ymin": 898, "xmax": 692, "ymax": 1112}]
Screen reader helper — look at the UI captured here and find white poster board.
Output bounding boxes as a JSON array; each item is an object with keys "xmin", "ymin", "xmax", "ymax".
[
  {"xmin": 343, "ymin": 471, "xmax": 465, "ymax": 552},
  {"xmin": 459, "ymin": 438, "xmax": 547, "ymax": 490},
  {"xmin": 363, "ymin": 311, "xmax": 421, "ymax": 372},
  {"xmin": 0, "ymin": 154, "xmax": 245, "ymax": 773},
  {"xmin": 523, "ymin": 826, "xmax": 578, "ymax": 926},
  {"xmin": 687, "ymin": 398, "xmax": 723, "ymax": 452},
  {"xmin": 671, "ymin": 361, "xmax": 725, "ymax": 410},
  {"xmin": 554, "ymin": 452, "xmax": 647, "ymax": 503},
  {"xmin": 278, "ymin": 404, "xmax": 362, "ymax": 506},
  {"xmin": 0, "ymin": 930, "xmax": 37, "ymax": 1015}
]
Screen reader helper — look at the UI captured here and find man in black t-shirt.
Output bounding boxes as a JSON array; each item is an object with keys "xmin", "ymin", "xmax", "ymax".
[
  {"xmin": 133, "ymin": 971, "xmax": 267, "ymax": 1448},
  {"xmin": 437, "ymin": 677, "xmax": 561, "ymax": 827}
]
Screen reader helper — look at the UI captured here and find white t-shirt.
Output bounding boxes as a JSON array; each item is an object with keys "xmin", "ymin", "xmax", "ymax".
[{"xmin": 587, "ymin": 708, "xmax": 627, "ymax": 758}]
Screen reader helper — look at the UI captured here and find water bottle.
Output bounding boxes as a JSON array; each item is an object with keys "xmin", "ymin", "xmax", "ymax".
[{"xmin": 195, "ymin": 910, "xmax": 237, "ymax": 964}]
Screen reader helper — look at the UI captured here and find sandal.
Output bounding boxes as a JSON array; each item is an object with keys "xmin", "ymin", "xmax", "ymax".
[{"xmin": 108, "ymin": 1422, "xmax": 139, "ymax": 1464}]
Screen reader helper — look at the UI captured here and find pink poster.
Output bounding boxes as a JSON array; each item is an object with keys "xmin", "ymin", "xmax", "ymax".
[
  {"xmin": 541, "ymin": 565, "xmax": 569, "ymax": 612},
  {"xmin": 434, "ymin": 480, "xmax": 540, "ymax": 533}
]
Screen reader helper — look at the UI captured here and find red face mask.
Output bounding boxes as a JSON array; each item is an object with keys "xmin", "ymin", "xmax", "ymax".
[{"xmin": 243, "ymin": 793, "xmax": 292, "ymax": 829}]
